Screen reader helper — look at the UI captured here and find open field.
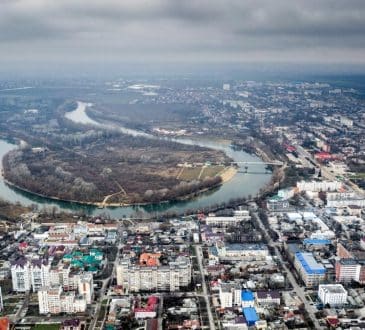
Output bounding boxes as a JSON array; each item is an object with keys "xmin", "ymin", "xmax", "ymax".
[
  {"xmin": 178, "ymin": 165, "xmax": 226, "ymax": 181},
  {"xmin": 33, "ymin": 325, "xmax": 60, "ymax": 330},
  {"xmin": 201, "ymin": 165, "xmax": 225, "ymax": 178}
]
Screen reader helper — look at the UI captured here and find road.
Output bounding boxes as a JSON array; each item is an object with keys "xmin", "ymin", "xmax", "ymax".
[
  {"xmin": 194, "ymin": 245, "xmax": 216, "ymax": 330},
  {"xmin": 252, "ymin": 212, "xmax": 323, "ymax": 330},
  {"xmin": 89, "ymin": 243, "xmax": 122, "ymax": 330}
]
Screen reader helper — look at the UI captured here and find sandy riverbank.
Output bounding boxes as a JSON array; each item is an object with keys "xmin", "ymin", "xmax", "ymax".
[{"xmin": 219, "ymin": 166, "xmax": 238, "ymax": 183}]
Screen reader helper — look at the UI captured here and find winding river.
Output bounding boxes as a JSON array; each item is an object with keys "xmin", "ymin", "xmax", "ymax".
[{"xmin": 0, "ymin": 101, "xmax": 271, "ymax": 218}]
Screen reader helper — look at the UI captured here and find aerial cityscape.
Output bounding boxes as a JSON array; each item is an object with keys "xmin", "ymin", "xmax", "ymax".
[{"xmin": 0, "ymin": 1, "xmax": 365, "ymax": 330}]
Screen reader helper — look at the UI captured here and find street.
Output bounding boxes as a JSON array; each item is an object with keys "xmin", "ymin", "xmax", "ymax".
[
  {"xmin": 194, "ymin": 245, "xmax": 216, "ymax": 330},
  {"xmin": 253, "ymin": 212, "xmax": 323, "ymax": 330}
]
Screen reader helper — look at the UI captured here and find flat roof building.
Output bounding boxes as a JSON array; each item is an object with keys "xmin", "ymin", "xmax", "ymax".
[
  {"xmin": 294, "ymin": 252, "xmax": 326, "ymax": 287},
  {"xmin": 318, "ymin": 284, "xmax": 347, "ymax": 307},
  {"xmin": 242, "ymin": 307, "xmax": 259, "ymax": 326}
]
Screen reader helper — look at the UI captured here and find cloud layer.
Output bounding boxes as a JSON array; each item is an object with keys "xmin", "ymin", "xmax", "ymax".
[{"xmin": 1, "ymin": 0, "xmax": 365, "ymax": 68}]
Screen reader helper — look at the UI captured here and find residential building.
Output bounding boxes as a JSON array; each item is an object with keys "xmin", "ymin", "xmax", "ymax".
[
  {"xmin": 297, "ymin": 180, "xmax": 342, "ymax": 192},
  {"xmin": 38, "ymin": 286, "xmax": 86, "ymax": 315},
  {"xmin": 116, "ymin": 256, "xmax": 191, "ymax": 292},
  {"xmin": 219, "ymin": 284, "xmax": 233, "ymax": 308},
  {"xmin": 11, "ymin": 258, "xmax": 31, "ymax": 292},
  {"xmin": 335, "ymin": 259, "xmax": 360, "ymax": 284},
  {"xmin": 215, "ymin": 243, "xmax": 268, "ymax": 261},
  {"xmin": 205, "ymin": 216, "xmax": 246, "ymax": 228},
  {"xmin": 294, "ymin": 252, "xmax": 326, "ymax": 287},
  {"xmin": 255, "ymin": 291, "xmax": 281, "ymax": 305},
  {"xmin": 318, "ymin": 284, "xmax": 347, "ymax": 307},
  {"xmin": 30, "ymin": 259, "xmax": 50, "ymax": 292},
  {"xmin": 78, "ymin": 272, "xmax": 94, "ymax": 304}
]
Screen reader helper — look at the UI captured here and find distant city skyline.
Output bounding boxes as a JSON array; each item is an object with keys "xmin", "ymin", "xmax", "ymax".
[{"xmin": 1, "ymin": 1, "xmax": 365, "ymax": 75}]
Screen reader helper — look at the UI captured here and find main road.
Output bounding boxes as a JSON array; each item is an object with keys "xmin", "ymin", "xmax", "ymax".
[
  {"xmin": 195, "ymin": 245, "xmax": 216, "ymax": 330},
  {"xmin": 252, "ymin": 212, "xmax": 323, "ymax": 330}
]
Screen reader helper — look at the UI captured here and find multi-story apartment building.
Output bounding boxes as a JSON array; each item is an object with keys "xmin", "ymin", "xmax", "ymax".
[
  {"xmin": 30, "ymin": 259, "xmax": 50, "ymax": 291},
  {"xmin": 335, "ymin": 258, "xmax": 361, "ymax": 284},
  {"xmin": 294, "ymin": 252, "xmax": 326, "ymax": 287},
  {"xmin": 117, "ymin": 255, "xmax": 191, "ymax": 292},
  {"xmin": 11, "ymin": 258, "xmax": 31, "ymax": 292},
  {"xmin": 11, "ymin": 257, "xmax": 51, "ymax": 292},
  {"xmin": 215, "ymin": 242, "xmax": 268, "ymax": 261},
  {"xmin": 297, "ymin": 180, "xmax": 342, "ymax": 192},
  {"xmin": 38, "ymin": 285, "xmax": 87, "ymax": 314},
  {"xmin": 78, "ymin": 273, "xmax": 93, "ymax": 304}
]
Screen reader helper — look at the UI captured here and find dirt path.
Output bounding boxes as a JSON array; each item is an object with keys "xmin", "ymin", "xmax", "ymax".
[{"xmin": 99, "ymin": 181, "xmax": 127, "ymax": 207}]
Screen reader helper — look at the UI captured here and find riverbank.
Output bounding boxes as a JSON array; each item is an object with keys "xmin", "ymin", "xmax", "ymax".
[
  {"xmin": 219, "ymin": 166, "xmax": 238, "ymax": 183},
  {"xmin": 3, "ymin": 172, "xmax": 229, "ymax": 209}
]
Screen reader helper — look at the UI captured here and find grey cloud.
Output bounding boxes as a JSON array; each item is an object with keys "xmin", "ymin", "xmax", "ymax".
[{"xmin": 0, "ymin": 0, "xmax": 365, "ymax": 66}]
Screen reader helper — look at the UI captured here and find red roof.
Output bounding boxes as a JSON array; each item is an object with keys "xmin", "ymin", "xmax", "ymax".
[
  {"xmin": 0, "ymin": 317, "xmax": 9, "ymax": 330},
  {"xmin": 315, "ymin": 152, "xmax": 333, "ymax": 160},
  {"xmin": 147, "ymin": 296, "xmax": 159, "ymax": 305},
  {"xmin": 19, "ymin": 242, "xmax": 28, "ymax": 249},
  {"xmin": 326, "ymin": 316, "xmax": 339, "ymax": 327}
]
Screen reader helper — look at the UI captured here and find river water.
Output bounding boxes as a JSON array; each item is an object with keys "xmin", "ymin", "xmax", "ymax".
[{"xmin": 0, "ymin": 102, "xmax": 271, "ymax": 218}]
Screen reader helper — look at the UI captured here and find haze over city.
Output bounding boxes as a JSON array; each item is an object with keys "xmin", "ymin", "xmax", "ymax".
[{"xmin": 1, "ymin": 0, "xmax": 365, "ymax": 76}]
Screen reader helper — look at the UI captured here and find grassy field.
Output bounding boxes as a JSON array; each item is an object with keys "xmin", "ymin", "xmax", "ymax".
[
  {"xmin": 178, "ymin": 165, "xmax": 225, "ymax": 181},
  {"xmin": 201, "ymin": 165, "xmax": 225, "ymax": 178},
  {"xmin": 33, "ymin": 324, "xmax": 60, "ymax": 330}
]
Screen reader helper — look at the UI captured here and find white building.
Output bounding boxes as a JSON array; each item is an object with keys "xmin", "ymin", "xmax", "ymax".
[
  {"xmin": 38, "ymin": 286, "xmax": 86, "ymax": 315},
  {"xmin": 205, "ymin": 215, "xmax": 249, "ymax": 227},
  {"xmin": 218, "ymin": 284, "xmax": 243, "ymax": 308},
  {"xmin": 223, "ymin": 83, "xmax": 230, "ymax": 91},
  {"xmin": 340, "ymin": 116, "xmax": 353, "ymax": 128},
  {"xmin": 11, "ymin": 258, "xmax": 31, "ymax": 292},
  {"xmin": 30, "ymin": 259, "xmax": 50, "ymax": 292},
  {"xmin": 11, "ymin": 257, "xmax": 51, "ymax": 292},
  {"xmin": 318, "ymin": 284, "xmax": 347, "ymax": 306},
  {"xmin": 215, "ymin": 243, "xmax": 268, "ymax": 261},
  {"xmin": 297, "ymin": 180, "xmax": 342, "ymax": 192},
  {"xmin": 78, "ymin": 272, "xmax": 94, "ymax": 304},
  {"xmin": 255, "ymin": 291, "xmax": 281, "ymax": 305},
  {"xmin": 326, "ymin": 192, "xmax": 365, "ymax": 208},
  {"xmin": 0, "ymin": 287, "xmax": 3, "ymax": 312},
  {"xmin": 219, "ymin": 284, "xmax": 233, "ymax": 308}
]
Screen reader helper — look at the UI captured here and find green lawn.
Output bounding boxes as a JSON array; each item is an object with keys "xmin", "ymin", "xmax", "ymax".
[{"xmin": 33, "ymin": 324, "xmax": 61, "ymax": 330}]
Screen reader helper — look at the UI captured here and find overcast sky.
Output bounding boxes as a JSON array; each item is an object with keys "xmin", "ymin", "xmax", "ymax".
[{"xmin": 1, "ymin": 0, "xmax": 365, "ymax": 74}]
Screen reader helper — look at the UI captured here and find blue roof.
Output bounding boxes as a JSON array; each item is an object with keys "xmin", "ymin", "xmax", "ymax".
[
  {"xmin": 241, "ymin": 290, "xmax": 254, "ymax": 301},
  {"xmin": 303, "ymin": 238, "xmax": 331, "ymax": 245},
  {"xmin": 242, "ymin": 307, "xmax": 258, "ymax": 324},
  {"xmin": 295, "ymin": 252, "xmax": 326, "ymax": 275}
]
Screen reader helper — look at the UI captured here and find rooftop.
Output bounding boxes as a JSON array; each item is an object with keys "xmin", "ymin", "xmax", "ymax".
[
  {"xmin": 319, "ymin": 284, "xmax": 347, "ymax": 295},
  {"xmin": 295, "ymin": 252, "xmax": 326, "ymax": 274}
]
